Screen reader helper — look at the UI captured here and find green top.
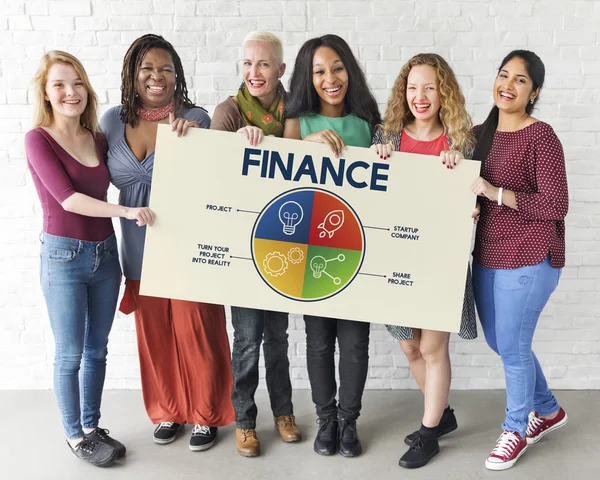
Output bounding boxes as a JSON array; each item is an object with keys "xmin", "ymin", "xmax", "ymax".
[{"xmin": 299, "ymin": 113, "xmax": 372, "ymax": 148}]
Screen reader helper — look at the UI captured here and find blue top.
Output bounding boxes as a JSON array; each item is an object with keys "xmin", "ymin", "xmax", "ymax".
[
  {"xmin": 100, "ymin": 106, "xmax": 211, "ymax": 280},
  {"xmin": 299, "ymin": 113, "xmax": 372, "ymax": 148}
]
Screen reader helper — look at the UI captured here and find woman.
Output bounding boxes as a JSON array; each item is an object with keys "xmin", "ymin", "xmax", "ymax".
[
  {"xmin": 284, "ymin": 34, "xmax": 381, "ymax": 458},
  {"xmin": 372, "ymin": 53, "xmax": 478, "ymax": 469},
  {"xmin": 99, "ymin": 34, "xmax": 235, "ymax": 452},
  {"xmin": 27, "ymin": 51, "xmax": 153, "ymax": 467},
  {"xmin": 211, "ymin": 31, "xmax": 300, "ymax": 458},
  {"xmin": 471, "ymin": 50, "xmax": 568, "ymax": 471}
]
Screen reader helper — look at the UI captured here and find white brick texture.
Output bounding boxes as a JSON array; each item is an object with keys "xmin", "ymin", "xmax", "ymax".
[{"xmin": 1, "ymin": 0, "xmax": 599, "ymax": 390}]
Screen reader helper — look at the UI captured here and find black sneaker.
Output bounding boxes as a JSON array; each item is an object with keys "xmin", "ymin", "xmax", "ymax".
[
  {"xmin": 67, "ymin": 438, "xmax": 117, "ymax": 467},
  {"xmin": 314, "ymin": 417, "xmax": 338, "ymax": 456},
  {"xmin": 153, "ymin": 422, "xmax": 184, "ymax": 444},
  {"xmin": 399, "ymin": 434, "xmax": 440, "ymax": 469},
  {"xmin": 404, "ymin": 407, "xmax": 457, "ymax": 446},
  {"xmin": 189, "ymin": 425, "xmax": 218, "ymax": 451},
  {"xmin": 338, "ymin": 417, "xmax": 362, "ymax": 457},
  {"xmin": 85, "ymin": 427, "xmax": 126, "ymax": 458}
]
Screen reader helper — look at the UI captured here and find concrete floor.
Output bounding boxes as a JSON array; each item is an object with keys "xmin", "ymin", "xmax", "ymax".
[{"xmin": 0, "ymin": 389, "xmax": 597, "ymax": 480}]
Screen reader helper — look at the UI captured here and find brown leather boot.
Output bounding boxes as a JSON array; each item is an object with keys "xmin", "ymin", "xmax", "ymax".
[
  {"xmin": 274, "ymin": 415, "xmax": 302, "ymax": 443},
  {"xmin": 236, "ymin": 428, "xmax": 260, "ymax": 457}
]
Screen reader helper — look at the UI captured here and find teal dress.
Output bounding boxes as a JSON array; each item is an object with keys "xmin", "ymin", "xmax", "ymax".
[{"xmin": 299, "ymin": 113, "xmax": 372, "ymax": 148}]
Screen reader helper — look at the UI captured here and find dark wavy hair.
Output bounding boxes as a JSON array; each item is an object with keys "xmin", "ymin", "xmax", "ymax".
[
  {"xmin": 119, "ymin": 34, "xmax": 196, "ymax": 127},
  {"xmin": 285, "ymin": 35, "xmax": 381, "ymax": 129},
  {"xmin": 473, "ymin": 50, "xmax": 545, "ymax": 164}
]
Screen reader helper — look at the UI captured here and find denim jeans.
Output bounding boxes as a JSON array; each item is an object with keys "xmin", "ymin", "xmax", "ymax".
[
  {"xmin": 304, "ymin": 316, "xmax": 370, "ymax": 421},
  {"xmin": 40, "ymin": 232, "xmax": 121, "ymax": 439},
  {"xmin": 472, "ymin": 256, "xmax": 561, "ymax": 437},
  {"xmin": 231, "ymin": 307, "xmax": 293, "ymax": 429}
]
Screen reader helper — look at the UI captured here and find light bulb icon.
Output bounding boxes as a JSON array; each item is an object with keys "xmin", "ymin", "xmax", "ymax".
[
  {"xmin": 310, "ymin": 254, "xmax": 345, "ymax": 285},
  {"xmin": 278, "ymin": 201, "xmax": 304, "ymax": 235},
  {"xmin": 310, "ymin": 256, "xmax": 326, "ymax": 278}
]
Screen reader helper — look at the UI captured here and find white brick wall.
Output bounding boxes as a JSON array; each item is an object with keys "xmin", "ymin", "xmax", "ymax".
[{"xmin": 1, "ymin": 0, "xmax": 599, "ymax": 390}]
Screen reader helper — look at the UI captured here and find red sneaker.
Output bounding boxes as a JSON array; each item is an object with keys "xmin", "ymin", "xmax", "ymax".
[
  {"xmin": 485, "ymin": 431, "xmax": 528, "ymax": 471},
  {"xmin": 526, "ymin": 407, "xmax": 568, "ymax": 445}
]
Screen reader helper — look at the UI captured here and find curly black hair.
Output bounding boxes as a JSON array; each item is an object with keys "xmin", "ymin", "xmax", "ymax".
[{"xmin": 119, "ymin": 34, "xmax": 196, "ymax": 127}]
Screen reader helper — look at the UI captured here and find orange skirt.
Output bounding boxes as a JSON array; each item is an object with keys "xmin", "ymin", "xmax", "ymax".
[{"xmin": 120, "ymin": 280, "xmax": 235, "ymax": 426}]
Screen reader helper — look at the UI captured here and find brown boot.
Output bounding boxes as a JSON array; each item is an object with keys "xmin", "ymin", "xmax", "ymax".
[
  {"xmin": 274, "ymin": 415, "xmax": 302, "ymax": 443},
  {"xmin": 236, "ymin": 428, "xmax": 260, "ymax": 457}
]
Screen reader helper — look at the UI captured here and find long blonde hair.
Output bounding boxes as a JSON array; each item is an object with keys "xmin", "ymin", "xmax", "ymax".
[
  {"xmin": 32, "ymin": 50, "xmax": 98, "ymax": 132},
  {"xmin": 381, "ymin": 53, "xmax": 474, "ymax": 156}
]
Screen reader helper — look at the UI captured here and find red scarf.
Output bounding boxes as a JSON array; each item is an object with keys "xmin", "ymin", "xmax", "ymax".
[{"xmin": 136, "ymin": 100, "xmax": 175, "ymax": 122}]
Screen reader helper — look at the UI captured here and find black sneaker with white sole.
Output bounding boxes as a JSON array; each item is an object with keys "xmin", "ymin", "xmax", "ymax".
[
  {"xmin": 68, "ymin": 438, "xmax": 118, "ymax": 467},
  {"xmin": 85, "ymin": 427, "xmax": 126, "ymax": 458},
  {"xmin": 153, "ymin": 422, "xmax": 184, "ymax": 444},
  {"xmin": 189, "ymin": 425, "xmax": 218, "ymax": 451}
]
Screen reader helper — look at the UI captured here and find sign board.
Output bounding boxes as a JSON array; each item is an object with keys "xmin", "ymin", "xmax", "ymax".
[{"xmin": 140, "ymin": 126, "xmax": 479, "ymax": 332}]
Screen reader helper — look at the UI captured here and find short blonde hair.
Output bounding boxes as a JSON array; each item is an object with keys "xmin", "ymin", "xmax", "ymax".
[
  {"xmin": 32, "ymin": 50, "xmax": 99, "ymax": 132},
  {"xmin": 242, "ymin": 31, "xmax": 284, "ymax": 66}
]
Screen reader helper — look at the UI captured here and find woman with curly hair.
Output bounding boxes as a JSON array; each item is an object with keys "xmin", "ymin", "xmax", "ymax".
[
  {"xmin": 284, "ymin": 34, "xmax": 381, "ymax": 459},
  {"xmin": 372, "ymin": 53, "xmax": 478, "ymax": 469},
  {"xmin": 99, "ymin": 34, "xmax": 234, "ymax": 452}
]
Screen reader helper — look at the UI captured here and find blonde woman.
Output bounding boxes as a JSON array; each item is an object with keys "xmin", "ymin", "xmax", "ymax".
[
  {"xmin": 372, "ymin": 53, "xmax": 477, "ymax": 469},
  {"xmin": 211, "ymin": 31, "xmax": 301, "ymax": 458},
  {"xmin": 26, "ymin": 51, "xmax": 153, "ymax": 467}
]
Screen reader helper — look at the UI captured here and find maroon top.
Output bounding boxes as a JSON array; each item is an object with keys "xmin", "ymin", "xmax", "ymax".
[
  {"xmin": 26, "ymin": 127, "xmax": 114, "ymax": 242},
  {"xmin": 473, "ymin": 122, "xmax": 568, "ymax": 269}
]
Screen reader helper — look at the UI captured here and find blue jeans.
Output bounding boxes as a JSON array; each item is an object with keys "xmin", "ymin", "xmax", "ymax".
[
  {"xmin": 40, "ymin": 232, "xmax": 121, "ymax": 439},
  {"xmin": 472, "ymin": 256, "xmax": 561, "ymax": 437}
]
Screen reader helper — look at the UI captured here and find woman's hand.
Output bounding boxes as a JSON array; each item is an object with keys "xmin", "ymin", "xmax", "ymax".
[
  {"xmin": 371, "ymin": 142, "xmax": 393, "ymax": 159},
  {"xmin": 304, "ymin": 129, "xmax": 346, "ymax": 157},
  {"xmin": 472, "ymin": 176, "xmax": 499, "ymax": 202},
  {"xmin": 440, "ymin": 150, "xmax": 464, "ymax": 168},
  {"xmin": 237, "ymin": 126, "xmax": 264, "ymax": 146},
  {"xmin": 125, "ymin": 207, "xmax": 155, "ymax": 227},
  {"xmin": 169, "ymin": 112, "xmax": 200, "ymax": 137},
  {"xmin": 472, "ymin": 203, "xmax": 481, "ymax": 224}
]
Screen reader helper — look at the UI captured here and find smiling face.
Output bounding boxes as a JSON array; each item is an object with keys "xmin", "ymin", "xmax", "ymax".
[
  {"xmin": 135, "ymin": 48, "xmax": 176, "ymax": 109},
  {"xmin": 242, "ymin": 40, "xmax": 285, "ymax": 105},
  {"xmin": 44, "ymin": 62, "xmax": 88, "ymax": 121},
  {"xmin": 312, "ymin": 46, "xmax": 349, "ymax": 112},
  {"xmin": 493, "ymin": 57, "xmax": 537, "ymax": 115},
  {"xmin": 405, "ymin": 65, "xmax": 441, "ymax": 123}
]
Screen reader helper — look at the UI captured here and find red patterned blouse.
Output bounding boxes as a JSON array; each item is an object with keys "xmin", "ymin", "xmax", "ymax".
[{"xmin": 473, "ymin": 121, "xmax": 568, "ymax": 269}]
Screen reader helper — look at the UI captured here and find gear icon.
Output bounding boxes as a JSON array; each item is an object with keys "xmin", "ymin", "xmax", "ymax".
[
  {"xmin": 263, "ymin": 252, "xmax": 288, "ymax": 277},
  {"xmin": 287, "ymin": 247, "xmax": 304, "ymax": 264}
]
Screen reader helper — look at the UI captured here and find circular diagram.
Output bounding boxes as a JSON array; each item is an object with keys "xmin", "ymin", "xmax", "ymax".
[{"xmin": 251, "ymin": 188, "xmax": 365, "ymax": 301}]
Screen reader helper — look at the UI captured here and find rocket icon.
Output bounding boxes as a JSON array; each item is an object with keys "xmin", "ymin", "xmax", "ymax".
[{"xmin": 318, "ymin": 210, "xmax": 345, "ymax": 238}]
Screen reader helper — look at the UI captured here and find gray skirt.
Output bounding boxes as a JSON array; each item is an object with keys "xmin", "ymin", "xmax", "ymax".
[{"xmin": 386, "ymin": 264, "xmax": 477, "ymax": 341}]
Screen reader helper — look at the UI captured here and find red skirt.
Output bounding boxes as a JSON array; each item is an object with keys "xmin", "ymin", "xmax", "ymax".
[{"xmin": 120, "ymin": 280, "xmax": 235, "ymax": 426}]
